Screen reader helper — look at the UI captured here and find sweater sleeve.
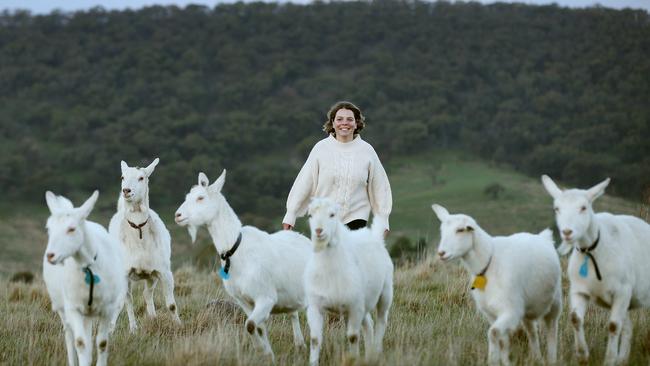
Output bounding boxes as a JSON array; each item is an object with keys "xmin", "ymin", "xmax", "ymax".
[
  {"xmin": 283, "ymin": 146, "xmax": 319, "ymax": 226},
  {"xmin": 367, "ymin": 147, "xmax": 392, "ymax": 230}
]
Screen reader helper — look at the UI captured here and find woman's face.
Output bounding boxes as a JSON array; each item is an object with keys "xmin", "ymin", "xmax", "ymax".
[{"xmin": 333, "ymin": 108, "xmax": 357, "ymax": 142}]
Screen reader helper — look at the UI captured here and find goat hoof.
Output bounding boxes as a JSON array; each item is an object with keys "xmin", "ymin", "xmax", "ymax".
[
  {"xmin": 577, "ymin": 353, "xmax": 589, "ymax": 365},
  {"xmin": 98, "ymin": 340, "xmax": 108, "ymax": 352},
  {"xmin": 246, "ymin": 319, "xmax": 256, "ymax": 334}
]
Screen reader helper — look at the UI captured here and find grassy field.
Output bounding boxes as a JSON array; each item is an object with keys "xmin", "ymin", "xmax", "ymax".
[
  {"xmin": 4, "ymin": 261, "xmax": 650, "ymax": 365},
  {"xmin": 1, "ymin": 150, "xmax": 648, "ymax": 365}
]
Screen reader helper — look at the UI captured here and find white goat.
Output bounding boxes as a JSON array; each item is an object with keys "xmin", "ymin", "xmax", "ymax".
[
  {"xmin": 432, "ymin": 204, "xmax": 561, "ymax": 366},
  {"xmin": 305, "ymin": 198, "xmax": 393, "ymax": 366},
  {"xmin": 174, "ymin": 170, "xmax": 312, "ymax": 360},
  {"xmin": 542, "ymin": 175, "xmax": 650, "ymax": 365},
  {"xmin": 108, "ymin": 158, "xmax": 180, "ymax": 331},
  {"xmin": 43, "ymin": 191, "xmax": 127, "ymax": 366}
]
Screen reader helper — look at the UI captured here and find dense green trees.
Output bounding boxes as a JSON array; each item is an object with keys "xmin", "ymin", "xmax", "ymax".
[{"xmin": 1, "ymin": 1, "xmax": 649, "ymax": 225}]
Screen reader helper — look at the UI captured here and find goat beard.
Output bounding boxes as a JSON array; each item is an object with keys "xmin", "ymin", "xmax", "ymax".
[
  {"xmin": 313, "ymin": 239, "xmax": 328, "ymax": 252},
  {"xmin": 557, "ymin": 241, "xmax": 573, "ymax": 256},
  {"xmin": 187, "ymin": 225, "xmax": 198, "ymax": 244}
]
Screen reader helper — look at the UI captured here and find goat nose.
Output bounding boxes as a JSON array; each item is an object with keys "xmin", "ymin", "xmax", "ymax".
[
  {"xmin": 122, "ymin": 188, "xmax": 131, "ymax": 194},
  {"xmin": 438, "ymin": 251, "xmax": 446, "ymax": 258},
  {"xmin": 175, "ymin": 212, "xmax": 181, "ymax": 218},
  {"xmin": 315, "ymin": 228, "xmax": 322, "ymax": 235},
  {"xmin": 562, "ymin": 229, "xmax": 573, "ymax": 237},
  {"xmin": 46, "ymin": 253, "xmax": 55, "ymax": 261}
]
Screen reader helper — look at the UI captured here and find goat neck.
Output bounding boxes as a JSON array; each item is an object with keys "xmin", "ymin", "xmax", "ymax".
[
  {"xmin": 207, "ymin": 195, "xmax": 243, "ymax": 254},
  {"xmin": 72, "ymin": 222, "xmax": 98, "ymax": 268},
  {"xmin": 313, "ymin": 221, "xmax": 346, "ymax": 254},
  {"xmin": 119, "ymin": 192, "xmax": 150, "ymax": 224},
  {"xmin": 575, "ymin": 215, "xmax": 600, "ymax": 251},
  {"xmin": 460, "ymin": 226, "xmax": 493, "ymax": 276}
]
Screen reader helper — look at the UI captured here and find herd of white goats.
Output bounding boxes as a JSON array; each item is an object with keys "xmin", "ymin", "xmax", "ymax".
[{"xmin": 41, "ymin": 158, "xmax": 650, "ymax": 366}]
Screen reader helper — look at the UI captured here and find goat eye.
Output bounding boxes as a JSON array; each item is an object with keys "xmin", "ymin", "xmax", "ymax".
[
  {"xmin": 580, "ymin": 206, "xmax": 586, "ymax": 212},
  {"xmin": 197, "ymin": 196, "xmax": 204, "ymax": 201},
  {"xmin": 456, "ymin": 228, "xmax": 465, "ymax": 233},
  {"xmin": 138, "ymin": 177, "xmax": 144, "ymax": 181},
  {"xmin": 67, "ymin": 227, "xmax": 75, "ymax": 234},
  {"xmin": 329, "ymin": 213, "xmax": 335, "ymax": 218}
]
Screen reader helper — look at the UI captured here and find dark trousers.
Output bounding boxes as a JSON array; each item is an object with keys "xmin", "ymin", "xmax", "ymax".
[{"xmin": 346, "ymin": 219, "xmax": 367, "ymax": 230}]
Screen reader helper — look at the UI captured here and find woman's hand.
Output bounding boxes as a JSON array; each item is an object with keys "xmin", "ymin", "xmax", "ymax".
[{"xmin": 283, "ymin": 223, "xmax": 293, "ymax": 231}]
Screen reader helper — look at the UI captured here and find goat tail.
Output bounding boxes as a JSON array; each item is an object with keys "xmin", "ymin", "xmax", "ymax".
[
  {"xmin": 538, "ymin": 228, "xmax": 571, "ymax": 256},
  {"xmin": 371, "ymin": 215, "xmax": 389, "ymax": 245}
]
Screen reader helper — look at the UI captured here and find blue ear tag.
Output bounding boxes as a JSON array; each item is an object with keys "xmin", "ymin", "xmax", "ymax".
[
  {"xmin": 219, "ymin": 267, "xmax": 230, "ymax": 280},
  {"xmin": 84, "ymin": 271, "xmax": 101, "ymax": 284},
  {"xmin": 579, "ymin": 256, "xmax": 589, "ymax": 278}
]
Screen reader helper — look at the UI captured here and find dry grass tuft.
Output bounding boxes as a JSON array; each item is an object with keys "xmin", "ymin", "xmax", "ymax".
[
  {"xmin": 10, "ymin": 271, "xmax": 34, "ymax": 284},
  {"xmin": 8, "ymin": 286, "xmax": 24, "ymax": 302}
]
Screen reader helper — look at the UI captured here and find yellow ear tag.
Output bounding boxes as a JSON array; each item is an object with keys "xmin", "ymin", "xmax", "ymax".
[{"xmin": 472, "ymin": 275, "xmax": 487, "ymax": 291}]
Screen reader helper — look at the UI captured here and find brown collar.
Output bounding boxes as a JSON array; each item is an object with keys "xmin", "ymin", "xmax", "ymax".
[{"xmin": 127, "ymin": 219, "xmax": 148, "ymax": 239}]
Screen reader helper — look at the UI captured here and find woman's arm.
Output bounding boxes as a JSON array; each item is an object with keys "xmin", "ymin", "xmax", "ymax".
[
  {"xmin": 282, "ymin": 146, "xmax": 319, "ymax": 229},
  {"xmin": 367, "ymin": 148, "xmax": 392, "ymax": 235}
]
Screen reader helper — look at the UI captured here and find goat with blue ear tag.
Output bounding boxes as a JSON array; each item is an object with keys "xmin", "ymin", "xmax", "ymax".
[
  {"xmin": 175, "ymin": 169, "xmax": 313, "ymax": 361},
  {"xmin": 542, "ymin": 175, "xmax": 650, "ymax": 365},
  {"xmin": 43, "ymin": 190, "xmax": 127, "ymax": 366}
]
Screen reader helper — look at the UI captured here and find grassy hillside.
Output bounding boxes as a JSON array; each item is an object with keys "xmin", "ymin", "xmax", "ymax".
[
  {"xmin": 2, "ymin": 2, "xmax": 649, "ymax": 202},
  {"xmin": 0, "ymin": 150, "xmax": 642, "ymax": 277}
]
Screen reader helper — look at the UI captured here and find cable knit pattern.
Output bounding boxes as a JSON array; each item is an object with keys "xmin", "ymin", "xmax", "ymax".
[{"xmin": 284, "ymin": 135, "xmax": 392, "ymax": 229}]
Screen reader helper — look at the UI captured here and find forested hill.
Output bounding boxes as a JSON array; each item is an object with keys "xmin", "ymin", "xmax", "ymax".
[{"xmin": 1, "ymin": 1, "xmax": 649, "ymax": 216}]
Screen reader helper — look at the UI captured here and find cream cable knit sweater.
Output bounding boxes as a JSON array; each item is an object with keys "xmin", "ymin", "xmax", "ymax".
[{"xmin": 283, "ymin": 135, "xmax": 392, "ymax": 229}]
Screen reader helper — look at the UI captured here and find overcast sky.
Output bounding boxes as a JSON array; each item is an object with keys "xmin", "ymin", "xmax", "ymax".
[{"xmin": 1, "ymin": 0, "xmax": 649, "ymax": 14}]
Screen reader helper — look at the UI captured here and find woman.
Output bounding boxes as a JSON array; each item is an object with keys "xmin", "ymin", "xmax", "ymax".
[{"xmin": 282, "ymin": 101, "xmax": 392, "ymax": 236}]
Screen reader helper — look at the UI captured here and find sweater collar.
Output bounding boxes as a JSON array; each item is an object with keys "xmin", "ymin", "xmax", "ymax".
[{"xmin": 328, "ymin": 134, "xmax": 362, "ymax": 149}]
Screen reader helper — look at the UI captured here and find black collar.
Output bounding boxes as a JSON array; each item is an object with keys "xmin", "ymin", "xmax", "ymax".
[
  {"xmin": 220, "ymin": 232, "xmax": 242, "ymax": 276},
  {"xmin": 576, "ymin": 231, "xmax": 602, "ymax": 281},
  {"xmin": 83, "ymin": 255, "xmax": 98, "ymax": 307},
  {"xmin": 470, "ymin": 254, "xmax": 492, "ymax": 291},
  {"xmin": 477, "ymin": 254, "xmax": 492, "ymax": 277},
  {"xmin": 127, "ymin": 218, "xmax": 148, "ymax": 239},
  {"xmin": 576, "ymin": 231, "xmax": 600, "ymax": 254}
]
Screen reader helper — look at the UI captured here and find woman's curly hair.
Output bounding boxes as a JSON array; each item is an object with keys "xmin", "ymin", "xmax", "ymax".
[{"xmin": 322, "ymin": 101, "xmax": 366, "ymax": 137}]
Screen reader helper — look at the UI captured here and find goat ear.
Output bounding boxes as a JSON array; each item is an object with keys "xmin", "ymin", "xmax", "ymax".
[
  {"xmin": 143, "ymin": 158, "xmax": 159, "ymax": 177},
  {"xmin": 198, "ymin": 172, "xmax": 209, "ymax": 187},
  {"xmin": 187, "ymin": 225, "xmax": 198, "ymax": 244},
  {"xmin": 332, "ymin": 202, "xmax": 341, "ymax": 215},
  {"xmin": 586, "ymin": 178, "xmax": 610, "ymax": 202},
  {"xmin": 76, "ymin": 190, "xmax": 99, "ymax": 220},
  {"xmin": 431, "ymin": 204, "xmax": 450, "ymax": 221},
  {"xmin": 45, "ymin": 191, "xmax": 59, "ymax": 214},
  {"xmin": 120, "ymin": 160, "xmax": 129, "ymax": 174},
  {"xmin": 209, "ymin": 169, "xmax": 226, "ymax": 193},
  {"xmin": 541, "ymin": 175, "xmax": 562, "ymax": 199},
  {"xmin": 57, "ymin": 196, "xmax": 74, "ymax": 210}
]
